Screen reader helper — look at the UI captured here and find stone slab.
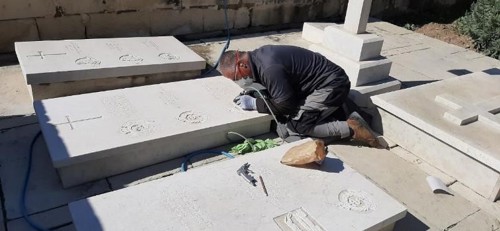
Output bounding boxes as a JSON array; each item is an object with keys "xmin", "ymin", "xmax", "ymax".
[
  {"xmin": 0, "ymin": 65, "xmax": 34, "ymax": 117},
  {"xmin": 7, "ymin": 206, "xmax": 72, "ymax": 231},
  {"xmin": 328, "ymin": 143, "xmax": 481, "ymax": 230},
  {"xmin": 377, "ymin": 108, "xmax": 500, "ymax": 201},
  {"xmin": 448, "ymin": 210, "xmax": 500, "ymax": 231},
  {"xmin": 70, "ymin": 139, "xmax": 406, "ymax": 231},
  {"xmin": 0, "ymin": 124, "xmax": 110, "ymax": 219},
  {"xmin": 15, "ymin": 36, "xmax": 206, "ymax": 84},
  {"xmin": 323, "ymin": 25, "xmax": 384, "ymax": 61},
  {"xmin": 309, "ymin": 44, "xmax": 392, "ymax": 86},
  {"xmin": 449, "ymin": 182, "xmax": 500, "ymax": 221},
  {"xmin": 344, "ymin": 0, "xmax": 372, "ymax": 34},
  {"xmin": 29, "ymin": 70, "xmax": 201, "ymax": 100},
  {"xmin": 301, "ymin": 22, "xmax": 333, "ymax": 44},
  {"xmin": 34, "ymin": 77, "xmax": 272, "ymax": 187},
  {"xmin": 372, "ymin": 72, "xmax": 500, "ymax": 174}
]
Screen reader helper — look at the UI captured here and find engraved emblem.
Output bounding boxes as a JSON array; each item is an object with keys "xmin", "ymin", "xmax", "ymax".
[
  {"xmin": 177, "ymin": 111, "xmax": 207, "ymax": 124},
  {"xmin": 337, "ymin": 189, "xmax": 375, "ymax": 213},
  {"xmin": 120, "ymin": 120, "xmax": 156, "ymax": 136},
  {"xmin": 119, "ymin": 54, "xmax": 144, "ymax": 64},
  {"xmin": 75, "ymin": 56, "xmax": 101, "ymax": 67},
  {"xmin": 158, "ymin": 52, "xmax": 180, "ymax": 61}
]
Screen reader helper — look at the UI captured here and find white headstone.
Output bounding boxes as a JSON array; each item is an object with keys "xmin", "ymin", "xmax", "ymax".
[
  {"xmin": 15, "ymin": 36, "xmax": 206, "ymax": 84},
  {"xmin": 69, "ymin": 139, "xmax": 407, "ymax": 231},
  {"xmin": 34, "ymin": 77, "xmax": 272, "ymax": 187},
  {"xmin": 344, "ymin": 0, "xmax": 373, "ymax": 34},
  {"xmin": 373, "ymin": 72, "xmax": 500, "ymax": 200}
]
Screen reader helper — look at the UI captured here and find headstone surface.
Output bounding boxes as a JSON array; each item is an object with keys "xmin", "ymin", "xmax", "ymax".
[
  {"xmin": 34, "ymin": 77, "xmax": 272, "ymax": 187},
  {"xmin": 344, "ymin": 0, "xmax": 373, "ymax": 34},
  {"xmin": 15, "ymin": 36, "xmax": 206, "ymax": 84},
  {"xmin": 70, "ymin": 139, "xmax": 407, "ymax": 231},
  {"xmin": 373, "ymin": 72, "xmax": 500, "ymax": 200}
]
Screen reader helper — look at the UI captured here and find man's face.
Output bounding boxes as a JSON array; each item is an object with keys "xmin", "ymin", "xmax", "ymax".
[{"xmin": 221, "ymin": 51, "xmax": 245, "ymax": 81}]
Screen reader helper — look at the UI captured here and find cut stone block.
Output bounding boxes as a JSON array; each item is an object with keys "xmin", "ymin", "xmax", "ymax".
[
  {"xmin": 301, "ymin": 22, "xmax": 334, "ymax": 44},
  {"xmin": 15, "ymin": 36, "xmax": 206, "ymax": 99},
  {"xmin": 34, "ymin": 77, "xmax": 272, "ymax": 187},
  {"xmin": 323, "ymin": 25, "xmax": 384, "ymax": 61},
  {"xmin": 309, "ymin": 44, "xmax": 392, "ymax": 86},
  {"xmin": 344, "ymin": 0, "xmax": 373, "ymax": 34},
  {"xmin": 70, "ymin": 139, "xmax": 406, "ymax": 231},
  {"xmin": 372, "ymin": 72, "xmax": 500, "ymax": 201}
]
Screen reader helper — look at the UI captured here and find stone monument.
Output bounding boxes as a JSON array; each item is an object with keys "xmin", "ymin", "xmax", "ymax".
[
  {"xmin": 34, "ymin": 77, "xmax": 272, "ymax": 187},
  {"xmin": 15, "ymin": 36, "xmax": 206, "ymax": 100}
]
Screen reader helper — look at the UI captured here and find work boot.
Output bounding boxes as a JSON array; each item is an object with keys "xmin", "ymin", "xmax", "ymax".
[{"xmin": 347, "ymin": 112, "xmax": 383, "ymax": 148}]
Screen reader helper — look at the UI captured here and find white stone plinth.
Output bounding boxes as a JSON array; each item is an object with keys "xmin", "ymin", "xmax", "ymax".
[
  {"xmin": 34, "ymin": 77, "xmax": 272, "ymax": 187},
  {"xmin": 301, "ymin": 22, "xmax": 334, "ymax": 44},
  {"xmin": 373, "ymin": 72, "xmax": 500, "ymax": 201},
  {"xmin": 15, "ymin": 36, "xmax": 206, "ymax": 84},
  {"xmin": 323, "ymin": 25, "xmax": 383, "ymax": 61},
  {"xmin": 310, "ymin": 44, "xmax": 392, "ymax": 86},
  {"xmin": 69, "ymin": 139, "xmax": 407, "ymax": 231}
]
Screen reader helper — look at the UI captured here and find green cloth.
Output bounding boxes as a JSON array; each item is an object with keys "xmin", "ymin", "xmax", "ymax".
[{"xmin": 230, "ymin": 138, "xmax": 279, "ymax": 155}]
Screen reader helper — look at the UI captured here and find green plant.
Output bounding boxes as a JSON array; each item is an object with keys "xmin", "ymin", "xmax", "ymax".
[{"xmin": 456, "ymin": 0, "xmax": 500, "ymax": 59}]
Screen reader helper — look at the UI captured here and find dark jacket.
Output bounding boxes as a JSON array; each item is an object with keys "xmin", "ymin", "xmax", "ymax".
[{"xmin": 249, "ymin": 45, "xmax": 350, "ymax": 116}]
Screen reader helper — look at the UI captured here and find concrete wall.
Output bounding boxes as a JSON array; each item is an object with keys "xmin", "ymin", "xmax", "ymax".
[{"xmin": 0, "ymin": 0, "xmax": 467, "ymax": 53}]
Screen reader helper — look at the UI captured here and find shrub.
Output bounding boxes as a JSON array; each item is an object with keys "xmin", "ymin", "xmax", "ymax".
[{"xmin": 456, "ymin": 0, "xmax": 500, "ymax": 59}]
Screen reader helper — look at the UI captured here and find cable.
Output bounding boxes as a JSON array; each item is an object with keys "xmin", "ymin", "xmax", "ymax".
[
  {"xmin": 202, "ymin": 0, "xmax": 231, "ymax": 76},
  {"xmin": 21, "ymin": 131, "xmax": 48, "ymax": 231},
  {"xmin": 180, "ymin": 150, "xmax": 234, "ymax": 172}
]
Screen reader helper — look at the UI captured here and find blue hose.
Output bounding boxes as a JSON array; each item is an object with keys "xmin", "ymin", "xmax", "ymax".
[
  {"xmin": 21, "ymin": 131, "xmax": 48, "ymax": 231},
  {"xmin": 181, "ymin": 150, "xmax": 234, "ymax": 172},
  {"xmin": 202, "ymin": 0, "xmax": 231, "ymax": 76}
]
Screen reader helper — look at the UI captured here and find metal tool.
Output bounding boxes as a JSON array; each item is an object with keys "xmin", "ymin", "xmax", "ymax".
[
  {"xmin": 237, "ymin": 163, "xmax": 257, "ymax": 186},
  {"xmin": 259, "ymin": 175, "xmax": 268, "ymax": 196}
]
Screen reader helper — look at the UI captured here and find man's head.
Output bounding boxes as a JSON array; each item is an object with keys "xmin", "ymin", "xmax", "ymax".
[{"xmin": 218, "ymin": 50, "xmax": 253, "ymax": 82}]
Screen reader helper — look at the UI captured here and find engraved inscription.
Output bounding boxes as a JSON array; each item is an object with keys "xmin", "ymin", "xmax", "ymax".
[
  {"xmin": 65, "ymin": 42, "xmax": 83, "ymax": 55},
  {"xmin": 178, "ymin": 111, "xmax": 207, "ymax": 124},
  {"xmin": 75, "ymin": 57, "xmax": 101, "ymax": 67},
  {"xmin": 119, "ymin": 54, "xmax": 143, "ymax": 64},
  {"xmin": 106, "ymin": 42, "xmax": 124, "ymax": 52},
  {"xmin": 162, "ymin": 187, "xmax": 214, "ymax": 229},
  {"xmin": 159, "ymin": 52, "xmax": 180, "ymax": 61},
  {"xmin": 337, "ymin": 189, "xmax": 375, "ymax": 213},
  {"xmin": 120, "ymin": 120, "xmax": 156, "ymax": 136},
  {"xmin": 274, "ymin": 208, "xmax": 326, "ymax": 231},
  {"xmin": 143, "ymin": 40, "xmax": 160, "ymax": 51},
  {"xmin": 101, "ymin": 95, "xmax": 137, "ymax": 117},
  {"xmin": 201, "ymin": 81, "xmax": 232, "ymax": 100},
  {"xmin": 158, "ymin": 86, "xmax": 181, "ymax": 108}
]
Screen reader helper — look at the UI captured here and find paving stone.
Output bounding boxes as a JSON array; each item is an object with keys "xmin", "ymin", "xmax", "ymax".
[
  {"xmin": 448, "ymin": 210, "xmax": 500, "ymax": 231},
  {"xmin": 54, "ymin": 224, "xmax": 77, "ymax": 231},
  {"xmin": 449, "ymin": 182, "xmax": 500, "ymax": 221},
  {"xmin": 0, "ymin": 124, "xmax": 110, "ymax": 219},
  {"xmin": 15, "ymin": 36, "xmax": 205, "ymax": 85},
  {"xmin": 391, "ymin": 146, "xmax": 456, "ymax": 186},
  {"xmin": 0, "ymin": 19, "xmax": 39, "ymax": 53},
  {"xmin": 329, "ymin": 143, "xmax": 481, "ymax": 230},
  {"xmin": 373, "ymin": 72, "xmax": 500, "ymax": 201},
  {"xmin": 35, "ymin": 77, "xmax": 272, "ymax": 187},
  {"xmin": 36, "ymin": 15, "xmax": 86, "ymax": 40},
  {"xmin": 0, "ymin": 65, "xmax": 33, "ymax": 118},
  {"xmin": 6, "ymin": 206, "xmax": 72, "ymax": 231},
  {"xmin": 70, "ymin": 139, "xmax": 406, "ymax": 231}
]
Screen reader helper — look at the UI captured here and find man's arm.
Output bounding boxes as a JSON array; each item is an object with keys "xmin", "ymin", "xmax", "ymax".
[{"xmin": 255, "ymin": 65, "xmax": 297, "ymax": 116}]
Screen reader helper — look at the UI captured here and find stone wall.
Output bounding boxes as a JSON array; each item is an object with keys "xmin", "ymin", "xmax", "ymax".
[{"xmin": 0, "ymin": 0, "xmax": 467, "ymax": 53}]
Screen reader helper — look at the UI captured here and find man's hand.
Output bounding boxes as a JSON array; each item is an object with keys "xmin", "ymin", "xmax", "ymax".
[{"xmin": 235, "ymin": 95, "xmax": 257, "ymax": 111}]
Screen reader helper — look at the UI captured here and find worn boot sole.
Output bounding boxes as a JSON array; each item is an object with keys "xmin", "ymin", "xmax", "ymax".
[{"xmin": 347, "ymin": 111, "xmax": 383, "ymax": 148}]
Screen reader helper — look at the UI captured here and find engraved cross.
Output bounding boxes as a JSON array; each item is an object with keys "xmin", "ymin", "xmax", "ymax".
[
  {"xmin": 27, "ymin": 51, "xmax": 67, "ymax": 59},
  {"xmin": 52, "ymin": 115, "xmax": 102, "ymax": 130}
]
